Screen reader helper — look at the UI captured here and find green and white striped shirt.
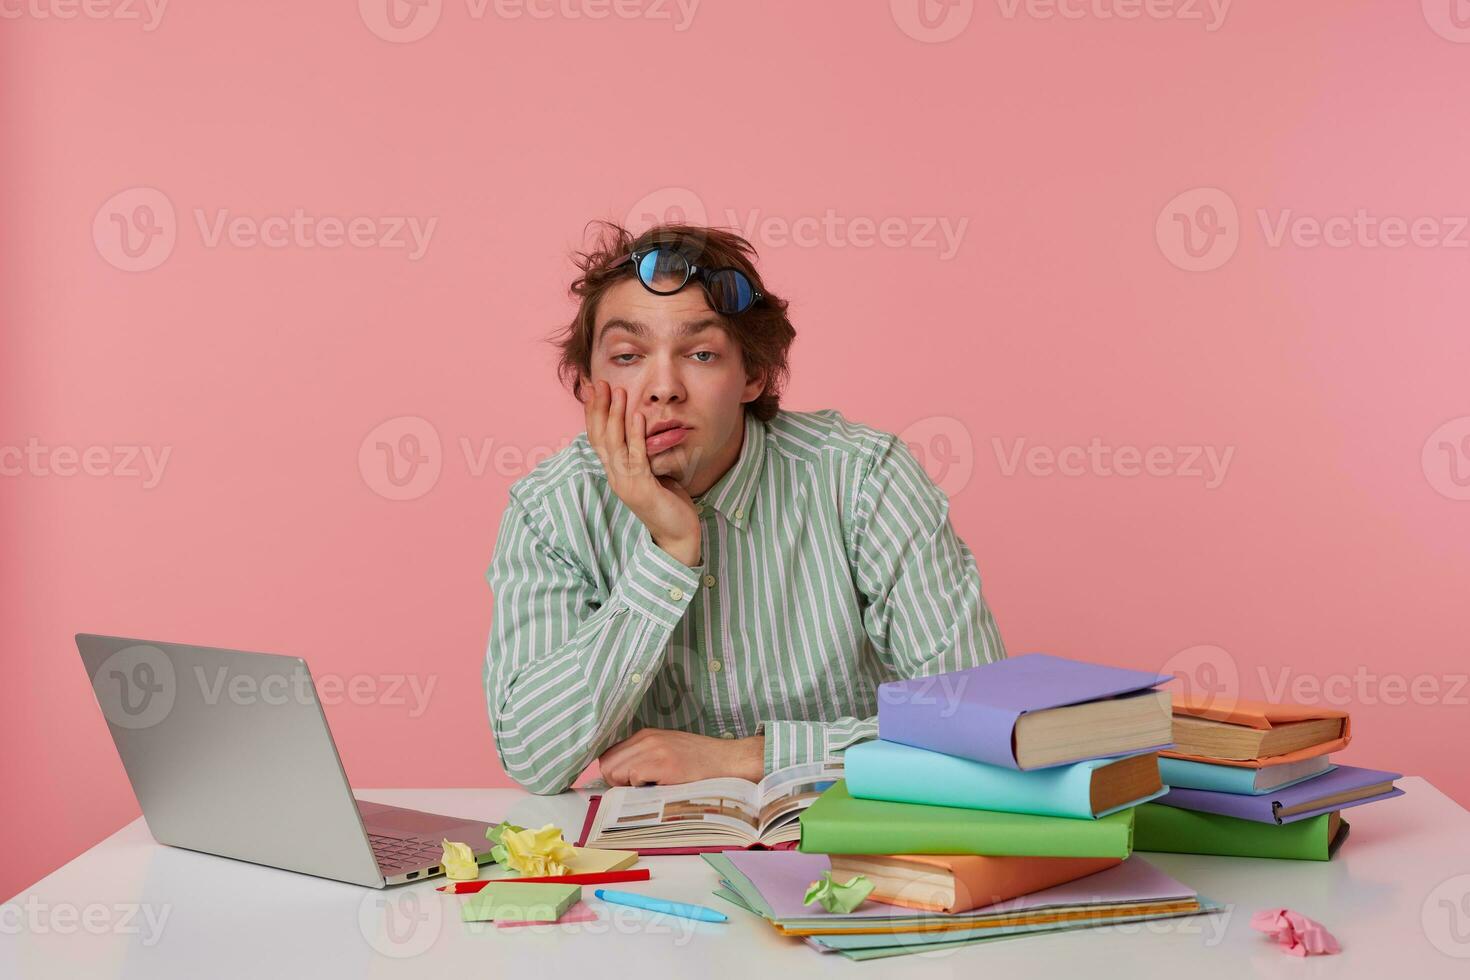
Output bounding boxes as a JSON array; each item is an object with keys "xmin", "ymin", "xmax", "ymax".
[{"xmin": 483, "ymin": 408, "xmax": 1006, "ymax": 795}]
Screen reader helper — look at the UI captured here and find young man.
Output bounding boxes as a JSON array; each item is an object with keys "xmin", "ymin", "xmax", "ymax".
[{"xmin": 483, "ymin": 222, "xmax": 1006, "ymax": 795}]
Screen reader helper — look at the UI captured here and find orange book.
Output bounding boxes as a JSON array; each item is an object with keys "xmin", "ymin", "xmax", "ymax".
[
  {"xmin": 1161, "ymin": 694, "xmax": 1350, "ymax": 768},
  {"xmin": 827, "ymin": 853, "xmax": 1121, "ymax": 914}
]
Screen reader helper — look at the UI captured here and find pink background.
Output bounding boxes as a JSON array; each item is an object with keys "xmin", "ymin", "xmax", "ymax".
[{"xmin": 5, "ymin": 2, "xmax": 1469, "ymax": 901}]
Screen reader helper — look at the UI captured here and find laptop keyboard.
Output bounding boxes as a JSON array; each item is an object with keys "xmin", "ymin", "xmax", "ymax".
[{"xmin": 368, "ymin": 832, "xmax": 444, "ymax": 870}]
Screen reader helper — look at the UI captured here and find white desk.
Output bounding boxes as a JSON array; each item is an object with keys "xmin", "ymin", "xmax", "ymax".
[{"xmin": 4, "ymin": 777, "xmax": 1469, "ymax": 977}]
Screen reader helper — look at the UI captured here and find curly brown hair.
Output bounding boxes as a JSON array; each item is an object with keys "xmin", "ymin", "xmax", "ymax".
[{"xmin": 549, "ymin": 220, "xmax": 796, "ymax": 422}]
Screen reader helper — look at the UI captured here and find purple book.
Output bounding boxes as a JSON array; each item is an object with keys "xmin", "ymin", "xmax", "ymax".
[
  {"xmin": 1157, "ymin": 764, "xmax": 1404, "ymax": 824},
  {"xmin": 877, "ymin": 652, "xmax": 1174, "ymax": 770}
]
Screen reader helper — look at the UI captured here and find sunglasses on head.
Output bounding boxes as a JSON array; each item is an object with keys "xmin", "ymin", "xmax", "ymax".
[{"xmin": 614, "ymin": 245, "xmax": 765, "ymax": 316}]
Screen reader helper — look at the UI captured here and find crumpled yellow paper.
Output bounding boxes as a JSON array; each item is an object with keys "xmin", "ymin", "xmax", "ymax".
[
  {"xmin": 803, "ymin": 871, "xmax": 875, "ymax": 913},
  {"xmin": 498, "ymin": 824, "xmax": 576, "ymax": 878},
  {"xmin": 440, "ymin": 839, "xmax": 480, "ymax": 881},
  {"xmin": 486, "ymin": 821, "xmax": 524, "ymax": 865}
]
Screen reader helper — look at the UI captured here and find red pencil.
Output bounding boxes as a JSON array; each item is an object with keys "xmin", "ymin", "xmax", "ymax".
[{"xmin": 436, "ymin": 869, "xmax": 650, "ymax": 893}]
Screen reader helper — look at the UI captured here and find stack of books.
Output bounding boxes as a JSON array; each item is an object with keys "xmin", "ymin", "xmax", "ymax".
[
  {"xmin": 740, "ymin": 653, "xmax": 1221, "ymax": 958},
  {"xmin": 1135, "ymin": 694, "xmax": 1404, "ymax": 860}
]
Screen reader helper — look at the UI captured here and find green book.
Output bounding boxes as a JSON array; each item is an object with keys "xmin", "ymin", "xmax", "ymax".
[
  {"xmin": 459, "ymin": 882, "xmax": 582, "ymax": 922},
  {"xmin": 1134, "ymin": 803, "xmax": 1348, "ymax": 861},
  {"xmin": 797, "ymin": 780, "xmax": 1134, "ymax": 858}
]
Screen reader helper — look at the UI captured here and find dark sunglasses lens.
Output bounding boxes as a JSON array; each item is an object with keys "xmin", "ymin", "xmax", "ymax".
[
  {"xmin": 705, "ymin": 269, "xmax": 756, "ymax": 314},
  {"xmin": 635, "ymin": 248, "xmax": 691, "ymax": 294}
]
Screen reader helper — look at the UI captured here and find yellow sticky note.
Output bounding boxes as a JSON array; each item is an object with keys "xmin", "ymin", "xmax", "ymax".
[
  {"xmin": 441, "ymin": 839, "xmax": 480, "ymax": 881},
  {"xmin": 563, "ymin": 847, "xmax": 639, "ymax": 875}
]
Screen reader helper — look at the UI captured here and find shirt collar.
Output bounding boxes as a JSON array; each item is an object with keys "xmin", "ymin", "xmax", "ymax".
[{"xmin": 694, "ymin": 409, "xmax": 765, "ymax": 531}]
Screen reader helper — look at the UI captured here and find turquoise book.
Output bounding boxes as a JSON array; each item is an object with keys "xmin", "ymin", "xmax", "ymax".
[
  {"xmin": 844, "ymin": 739, "xmax": 1168, "ymax": 819},
  {"xmin": 1157, "ymin": 756, "xmax": 1336, "ymax": 796}
]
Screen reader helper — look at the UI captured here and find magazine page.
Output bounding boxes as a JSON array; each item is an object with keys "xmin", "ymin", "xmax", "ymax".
[
  {"xmin": 755, "ymin": 760, "xmax": 845, "ymax": 834},
  {"xmin": 589, "ymin": 776, "xmax": 762, "ymax": 841}
]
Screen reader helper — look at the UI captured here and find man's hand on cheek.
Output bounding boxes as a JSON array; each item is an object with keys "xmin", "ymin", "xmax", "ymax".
[
  {"xmin": 597, "ymin": 727, "xmax": 765, "ymax": 786},
  {"xmin": 583, "ymin": 379, "xmax": 702, "ymax": 567}
]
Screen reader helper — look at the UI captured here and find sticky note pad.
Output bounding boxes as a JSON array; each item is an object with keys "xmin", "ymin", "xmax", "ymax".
[
  {"xmin": 563, "ymin": 847, "xmax": 638, "ymax": 874},
  {"xmin": 460, "ymin": 882, "xmax": 582, "ymax": 923}
]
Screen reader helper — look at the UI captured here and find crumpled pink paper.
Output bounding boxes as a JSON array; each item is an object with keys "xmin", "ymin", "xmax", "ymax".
[{"xmin": 1250, "ymin": 908, "xmax": 1341, "ymax": 956}]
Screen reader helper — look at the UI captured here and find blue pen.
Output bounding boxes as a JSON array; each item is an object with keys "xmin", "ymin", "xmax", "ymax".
[{"xmin": 593, "ymin": 888, "xmax": 728, "ymax": 923}]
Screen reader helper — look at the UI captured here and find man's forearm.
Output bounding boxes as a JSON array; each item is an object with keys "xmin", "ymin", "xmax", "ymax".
[
  {"xmin": 759, "ymin": 715, "xmax": 878, "ymax": 774},
  {"xmin": 487, "ymin": 524, "xmax": 706, "ymax": 794}
]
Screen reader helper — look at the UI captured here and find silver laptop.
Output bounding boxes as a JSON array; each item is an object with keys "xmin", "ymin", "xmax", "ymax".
[{"xmin": 77, "ymin": 633, "xmax": 496, "ymax": 887}]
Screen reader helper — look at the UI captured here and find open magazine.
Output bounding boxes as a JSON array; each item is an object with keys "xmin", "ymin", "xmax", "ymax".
[{"xmin": 577, "ymin": 761, "xmax": 844, "ymax": 851}]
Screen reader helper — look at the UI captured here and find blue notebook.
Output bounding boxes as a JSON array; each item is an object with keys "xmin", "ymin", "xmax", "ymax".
[
  {"xmin": 1157, "ymin": 764, "xmax": 1402, "ymax": 824},
  {"xmin": 845, "ymin": 739, "xmax": 1169, "ymax": 819},
  {"xmin": 1158, "ymin": 755, "xmax": 1335, "ymax": 795}
]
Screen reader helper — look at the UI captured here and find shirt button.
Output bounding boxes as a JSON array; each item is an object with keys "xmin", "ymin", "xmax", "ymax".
[
  {"xmin": 668, "ymin": 587, "xmax": 684, "ymax": 601},
  {"xmin": 709, "ymin": 659, "xmax": 722, "ymax": 672},
  {"xmin": 702, "ymin": 574, "xmax": 716, "ymax": 587},
  {"xmin": 720, "ymin": 731, "xmax": 735, "ymax": 739},
  {"xmin": 630, "ymin": 672, "xmax": 642, "ymax": 684},
  {"xmin": 733, "ymin": 508, "xmax": 743, "ymax": 520}
]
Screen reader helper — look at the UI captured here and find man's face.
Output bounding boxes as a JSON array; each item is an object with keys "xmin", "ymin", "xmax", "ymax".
[{"xmin": 585, "ymin": 276, "xmax": 764, "ymax": 490}]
